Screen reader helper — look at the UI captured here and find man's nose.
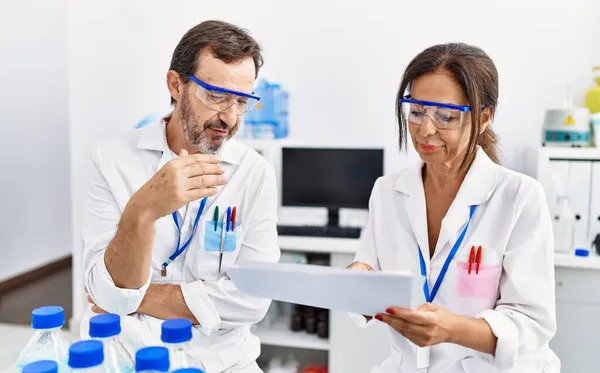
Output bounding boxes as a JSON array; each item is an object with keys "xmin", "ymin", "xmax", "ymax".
[{"xmin": 218, "ymin": 105, "xmax": 238, "ymax": 128}]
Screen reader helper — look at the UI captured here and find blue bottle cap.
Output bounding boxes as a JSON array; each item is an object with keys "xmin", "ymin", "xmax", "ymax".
[
  {"xmin": 575, "ymin": 248, "xmax": 590, "ymax": 257},
  {"xmin": 135, "ymin": 346, "xmax": 170, "ymax": 372},
  {"xmin": 89, "ymin": 313, "xmax": 121, "ymax": 338},
  {"xmin": 22, "ymin": 360, "xmax": 58, "ymax": 373},
  {"xmin": 31, "ymin": 306, "xmax": 64, "ymax": 330},
  {"xmin": 172, "ymin": 369, "xmax": 204, "ymax": 373},
  {"xmin": 68, "ymin": 340, "xmax": 104, "ymax": 369},
  {"xmin": 161, "ymin": 318, "xmax": 192, "ymax": 343}
]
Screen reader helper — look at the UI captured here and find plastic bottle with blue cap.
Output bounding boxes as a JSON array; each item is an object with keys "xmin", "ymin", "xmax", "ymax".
[
  {"xmin": 68, "ymin": 340, "xmax": 105, "ymax": 372},
  {"xmin": 161, "ymin": 319, "xmax": 201, "ymax": 371},
  {"xmin": 135, "ymin": 346, "xmax": 170, "ymax": 373},
  {"xmin": 22, "ymin": 360, "xmax": 58, "ymax": 373},
  {"xmin": 172, "ymin": 369, "xmax": 205, "ymax": 373},
  {"xmin": 16, "ymin": 306, "xmax": 72, "ymax": 372},
  {"xmin": 88, "ymin": 313, "xmax": 134, "ymax": 373}
]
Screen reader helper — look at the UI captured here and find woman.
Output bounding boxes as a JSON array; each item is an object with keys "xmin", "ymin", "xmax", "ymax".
[{"xmin": 349, "ymin": 43, "xmax": 560, "ymax": 373}]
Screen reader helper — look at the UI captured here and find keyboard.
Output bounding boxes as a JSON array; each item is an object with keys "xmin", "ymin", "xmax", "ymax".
[{"xmin": 277, "ymin": 225, "xmax": 362, "ymax": 239}]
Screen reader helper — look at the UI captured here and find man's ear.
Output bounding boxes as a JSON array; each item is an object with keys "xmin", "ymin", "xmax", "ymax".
[
  {"xmin": 167, "ymin": 70, "xmax": 184, "ymax": 104},
  {"xmin": 479, "ymin": 107, "xmax": 493, "ymax": 134}
]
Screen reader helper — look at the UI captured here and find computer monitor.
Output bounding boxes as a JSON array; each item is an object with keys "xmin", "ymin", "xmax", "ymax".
[{"xmin": 281, "ymin": 147, "xmax": 384, "ymax": 227}]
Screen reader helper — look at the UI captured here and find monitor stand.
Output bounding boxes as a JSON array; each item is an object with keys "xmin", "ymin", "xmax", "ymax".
[{"xmin": 327, "ymin": 207, "xmax": 340, "ymax": 228}]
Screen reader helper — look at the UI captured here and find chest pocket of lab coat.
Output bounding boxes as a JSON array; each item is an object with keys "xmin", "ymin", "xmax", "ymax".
[
  {"xmin": 187, "ymin": 220, "xmax": 244, "ymax": 281},
  {"xmin": 445, "ymin": 257, "xmax": 502, "ymax": 317}
]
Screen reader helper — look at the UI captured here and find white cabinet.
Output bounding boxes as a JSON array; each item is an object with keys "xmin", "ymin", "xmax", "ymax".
[
  {"xmin": 551, "ymin": 266, "xmax": 600, "ymax": 373},
  {"xmin": 565, "ymin": 161, "xmax": 592, "ymax": 246},
  {"xmin": 545, "ymin": 159, "xmax": 592, "ymax": 250},
  {"xmin": 538, "ymin": 148, "xmax": 599, "ymax": 252},
  {"xmin": 588, "ymin": 162, "xmax": 600, "ymax": 247}
]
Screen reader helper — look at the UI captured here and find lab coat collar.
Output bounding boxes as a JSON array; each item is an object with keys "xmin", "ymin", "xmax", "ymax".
[
  {"xmin": 395, "ymin": 146, "xmax": 498, "ymax": 261},
  {"xmin": 136, "ymin": 112, "xmax": 242, "ymax": 165}
]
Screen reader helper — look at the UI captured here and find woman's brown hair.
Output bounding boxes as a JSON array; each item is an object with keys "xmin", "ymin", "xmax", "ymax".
[{"xmin": 395, "ymin": 43, "xmax": 500, "ymax": 171}]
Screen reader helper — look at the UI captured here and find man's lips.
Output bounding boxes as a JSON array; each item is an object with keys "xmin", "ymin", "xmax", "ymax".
[{"xmin": 208, "ymin": 128, "xmax": 228, "ymax": 137}]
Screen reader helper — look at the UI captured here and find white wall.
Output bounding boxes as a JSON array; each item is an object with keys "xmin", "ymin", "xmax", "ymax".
[
  {"xmin": 0, "ymin": 0, "xmax": 70, "ymax": 282},
  {"xmin": 68, "ymin": 0, "xmax": 600, "ymax": 320}
]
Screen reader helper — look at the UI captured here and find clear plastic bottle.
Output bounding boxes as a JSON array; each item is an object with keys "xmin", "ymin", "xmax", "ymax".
[
  {"xmin": 22, "ymin": 360, "xmax": 58, "ymax": 373},
  {"xmin": 89, "ymin": 313, "xmax": 134, "ymax": 373},
  {"xmin": 16, "ymin": 306, "xmax": 72, "ymax": 372},
  {"xmin": 250, "ymin": 79, "xmax": 275, "ymax": 139},
  {"xmin": 68, "ymin": 340, "xmax": 106, "ymax": 373},
  {"xmin": 553, "ymin": 195, "xmax": 575, "ymax": 253},
  {"xmin": 273, "ymin": 85, "xmax": 289, "ymax": 139},
  {"xmin": 160, "ymin": 319, "xmax": 198, "ymax": 371},
  {"xmin": 135, "ymin": 346, "xmax": 170, "ymax": 373}
]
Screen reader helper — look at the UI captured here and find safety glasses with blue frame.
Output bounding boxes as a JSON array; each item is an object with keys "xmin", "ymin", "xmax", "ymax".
[
  {"xmin": 189, "ymin": 75, "xmax": 261, "ymax": 116},
  {"xmin": 399, "ymin": 95, "xmax": 474, "ymax": 130}
]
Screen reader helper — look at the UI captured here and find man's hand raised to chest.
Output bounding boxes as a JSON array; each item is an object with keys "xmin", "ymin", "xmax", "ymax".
[
  {"xmin": 129, "ymin": 149, "xmax": 227, "ymax": 220},
  {"xmin": 104, "ymin": 149, "xmax": 228, "ymax": 289}
]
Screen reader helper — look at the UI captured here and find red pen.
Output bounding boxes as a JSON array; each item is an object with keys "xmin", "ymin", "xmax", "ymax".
[
  {"xmin": 231, "ymin": 207, "xmax": 237, "ymax": 231},
  {"xmin": 468, "ymin": 246, "xmax": 475, "ymax": 274},
  {"xmin": 475, "ymin": 245, "xmax": 482, "ymax": 274}
]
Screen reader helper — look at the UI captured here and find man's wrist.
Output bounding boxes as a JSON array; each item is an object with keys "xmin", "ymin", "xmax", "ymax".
[
  {"xmin": 137, "ymin": 283, "xmax": 157, "ymax": 314},
  {"xmin": 123, "ymin": 195, "xmax": 157, "ymax": 227}
]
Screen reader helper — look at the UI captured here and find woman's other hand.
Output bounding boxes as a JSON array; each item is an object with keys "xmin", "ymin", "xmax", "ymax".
[{"xmin": 346, "ymin": 261, "xmax": 374, "ymax": 271}]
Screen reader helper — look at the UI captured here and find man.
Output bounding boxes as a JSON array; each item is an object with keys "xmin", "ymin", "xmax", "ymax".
[{"xmin": 82, "ymin": 20, "xmax": 280, "ymax": 373}]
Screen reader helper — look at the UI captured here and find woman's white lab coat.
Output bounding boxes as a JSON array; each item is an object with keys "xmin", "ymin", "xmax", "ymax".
[{"xmin": 353, "ymin": 147, "xmax": 561, "ymax": 373}]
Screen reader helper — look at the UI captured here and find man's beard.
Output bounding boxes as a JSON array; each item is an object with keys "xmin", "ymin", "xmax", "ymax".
[{"xmin": 179, "ymin": 92, "xmax": 235, "ymax": 154}]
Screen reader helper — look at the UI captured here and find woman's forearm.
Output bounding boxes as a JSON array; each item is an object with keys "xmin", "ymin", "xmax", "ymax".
[{"xmin": 449, "ymin": 315, "xmax": 497, "ymax": 355}]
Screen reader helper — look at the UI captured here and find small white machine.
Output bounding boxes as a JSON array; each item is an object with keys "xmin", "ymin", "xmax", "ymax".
[{"xmin": 542, "ymin": 107, "xmax": 591, "ymax": 147}]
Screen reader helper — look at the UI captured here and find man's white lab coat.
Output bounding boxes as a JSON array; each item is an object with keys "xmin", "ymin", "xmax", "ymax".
[{"xmin": 81, "ymin": 116, "xmax": 280, "ymax": 373}]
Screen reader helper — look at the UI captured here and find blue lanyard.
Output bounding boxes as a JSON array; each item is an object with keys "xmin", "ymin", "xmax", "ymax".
[
  {"xmin": 418, "ymin": 205, "xmax": 477, "ymax": 303},
  {"xmin": 162, "ymin": 197, "xmax": 208, "ymax": 270}
]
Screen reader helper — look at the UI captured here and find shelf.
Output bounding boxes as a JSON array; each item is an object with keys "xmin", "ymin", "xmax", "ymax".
[
  {"xmin": 253, "ymin": 316, "xmax": 330, "ymax": 351},
  {"xmin": 539, "ymin": 146, "xmax": 600, "ymax": 161},
  {"xmin": 278, "ymin": 236, "xmax": 360, "ymax": 254}
]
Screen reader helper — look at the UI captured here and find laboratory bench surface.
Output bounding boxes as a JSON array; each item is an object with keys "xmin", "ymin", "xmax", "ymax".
[
  {"xmin": 553, "ymin": 252, "xmax": 600, "ymax": 270},
  {"xmin": 278, "ymin": 236, "xmax": 600, "ymax": 270}
]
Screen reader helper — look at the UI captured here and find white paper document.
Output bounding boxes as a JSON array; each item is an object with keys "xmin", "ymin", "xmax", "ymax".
[{"xmin": 227, "ymin": 262, "xmax": 421, "ymax": 315}]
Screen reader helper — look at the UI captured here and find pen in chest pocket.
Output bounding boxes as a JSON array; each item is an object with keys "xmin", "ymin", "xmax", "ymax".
[
  {"xmin": 226, "ymin": 207, "xmax": 231, "ymax": 232},
  {"xmin": 467, "ymin": 245, "xmax": 483, "ymax": 274},
  {"xmin": 213, "ymin": 206, "xmax": 219, "ymax": 231},
  {"xmin": 231, "ymin": 207, "xmax": 237, "ymax": 231},
  {"xmin": 218, "ymin": 213, "xmax": 227, "ymax": 273}
]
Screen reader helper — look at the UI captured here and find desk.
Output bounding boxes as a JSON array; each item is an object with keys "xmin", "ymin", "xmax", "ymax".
[
  {"xmin": 279, "ymin": 235, "xmax": 600, "ymax": 270},
  {"xmin": 277, "ymin": 236, "xmax": 600, "ymax": 373}
]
